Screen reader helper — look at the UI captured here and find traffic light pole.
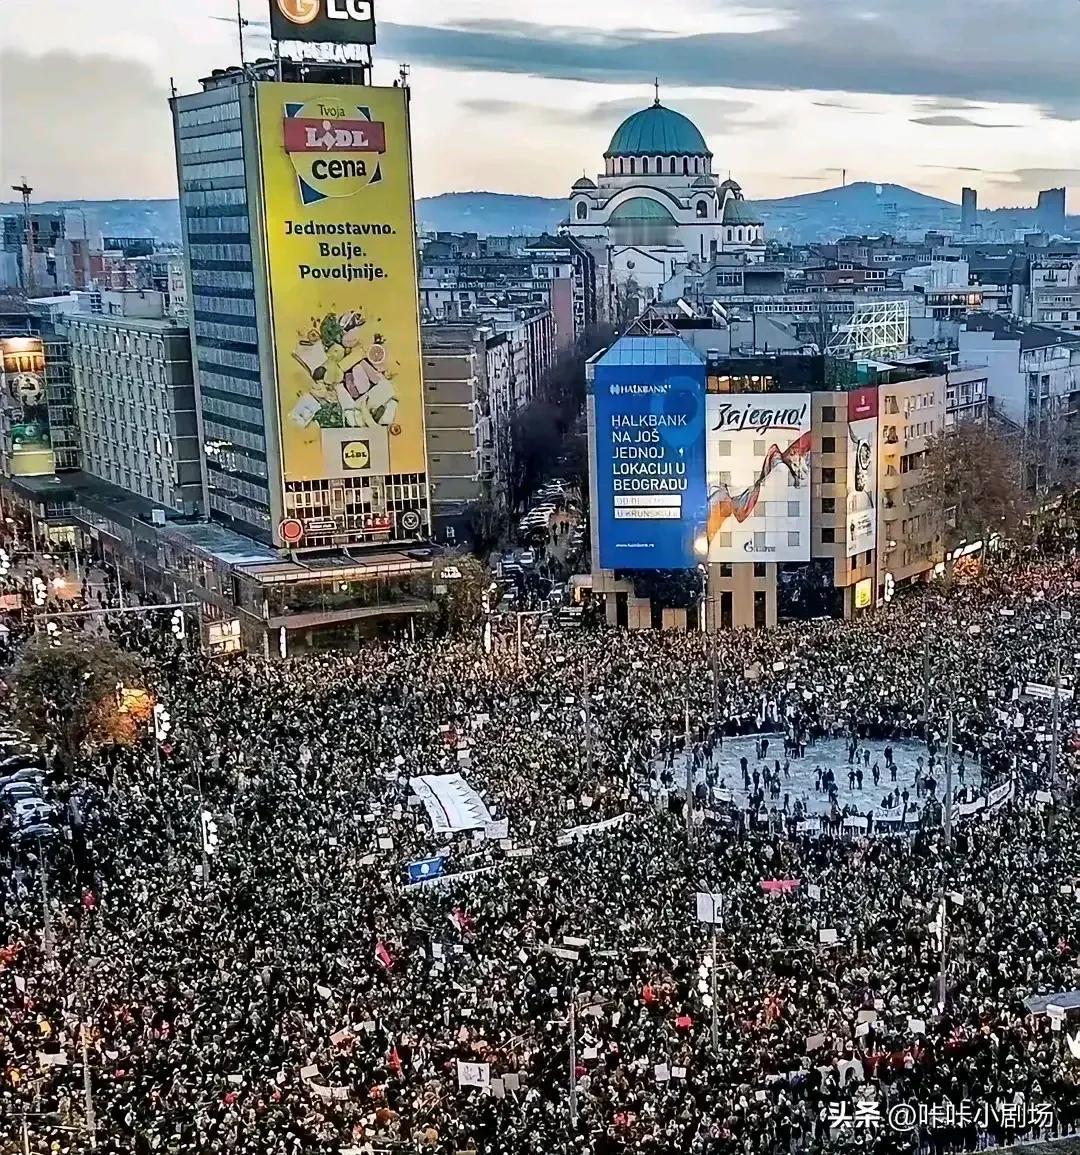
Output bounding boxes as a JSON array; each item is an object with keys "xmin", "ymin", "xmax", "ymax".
[{"xmin": 36, "ymin": 600, "xmax": 201, "ymax": 621}]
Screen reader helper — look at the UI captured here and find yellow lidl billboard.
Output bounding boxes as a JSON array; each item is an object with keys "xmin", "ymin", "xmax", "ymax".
[{"xmin": 256, "ymin": 83, "xmax": 425, "ymax": 490}]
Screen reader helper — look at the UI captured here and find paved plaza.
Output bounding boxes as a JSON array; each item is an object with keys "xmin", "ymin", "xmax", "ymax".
[{"xmin": 678, "ymin": 732, "xmax": 987, "ymax": 818}]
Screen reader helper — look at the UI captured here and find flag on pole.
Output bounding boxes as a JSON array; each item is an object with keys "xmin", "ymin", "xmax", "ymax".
[{"xmin": 375, "ymin": 941, "xmax": 394, "ymax": 970}]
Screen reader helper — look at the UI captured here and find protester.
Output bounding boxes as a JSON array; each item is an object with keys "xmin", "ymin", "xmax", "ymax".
[{"xmin": 1, "ymin": 556, "xmax": 1079, "ymax": 1154}]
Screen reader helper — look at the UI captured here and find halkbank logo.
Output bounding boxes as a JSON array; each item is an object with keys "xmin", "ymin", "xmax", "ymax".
[{"xmin": 282, "ymin": 99, "xmax": 386, "ymax": 205}]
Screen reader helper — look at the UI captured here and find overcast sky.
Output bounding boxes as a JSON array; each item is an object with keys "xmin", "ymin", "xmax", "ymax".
[{"xmin": 0, "ymin": 0, "xmax": 1077, "ymax": 208}]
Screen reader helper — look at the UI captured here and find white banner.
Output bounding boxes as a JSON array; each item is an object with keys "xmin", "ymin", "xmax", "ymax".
[
  {"xmin": 556, "ymin": 812, "xmax": 632, "ymax": 846},
  {"xmin": 410, "ymin": 774, "xmax": 492, "ymax": 833},
  {"xmin": 457, "ymin": 1060, "xmax": 491, "ymax": 1090}
]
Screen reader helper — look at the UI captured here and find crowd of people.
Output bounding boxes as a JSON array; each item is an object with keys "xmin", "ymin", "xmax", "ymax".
[{"xmin": 1, "ymin": 553, "xmax": 1079, "ymax": 1154}]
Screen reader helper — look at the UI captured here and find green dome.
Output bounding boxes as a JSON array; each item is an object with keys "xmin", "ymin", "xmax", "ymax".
[
  {"xmin": 722, "ymin": 197, "xmax": 763, "ymax": 225},
  {"xmin": 605, "ymin": 103, "xmax": 711, "ymax": 158},
  {"xmin": 608, "ymin": 197, "xmax": 677, "ymax": 223}
]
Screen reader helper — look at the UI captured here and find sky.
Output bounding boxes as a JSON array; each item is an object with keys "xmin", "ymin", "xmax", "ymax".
[{"xmin": 0, "ymin": 0, "xmax": 1078, "ymax": 209}]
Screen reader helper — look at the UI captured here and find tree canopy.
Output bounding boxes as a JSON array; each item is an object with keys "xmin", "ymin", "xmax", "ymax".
[
  {"xmin": 924, "ymin": 421, "xmax": 1030, "ymax": 554},
  {"xmin": 7, "ymin": 634, "xmax": 145, "ymax": 770}
]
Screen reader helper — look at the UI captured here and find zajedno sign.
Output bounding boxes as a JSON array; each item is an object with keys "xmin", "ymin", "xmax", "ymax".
[{"xmin": 270, "ymin": 0, "xmax": 376, "ymax": 45}]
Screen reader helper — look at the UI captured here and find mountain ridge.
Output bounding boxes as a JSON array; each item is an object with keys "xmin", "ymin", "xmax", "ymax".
[{"xmin": 0, "ymin": 183, "xmax": 1059, "ymax": 246}]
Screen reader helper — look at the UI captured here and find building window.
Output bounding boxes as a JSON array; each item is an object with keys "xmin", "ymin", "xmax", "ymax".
[
  {"xmin": 642, "ymin": 158, "xmax": 650, "ymax": 174},
  {"xmin": 821, "ymin": 527, "xmax": 836, "ymax": 544},
  {"xmin": 683, "ymin": 158, "xmax": 689, "ymax": 175},
  {"xmin": 822, "ymin": 405, "xmax": 836, "ymax": 423},
  {"xmin": 696, "ymin": 200, "xmax": 708, "ymax": 219},
  {"xmin": 629, "ymin": 158, "xmax": 636, "ymax": 175},
  {"xmin": 822, "ymin": 497, "xmax": 835, "ymax": 513},
  {"xmin": 822, "ymin": 436, "xmax": 836, "ymax": 453},
  {"xmin": 576, "ymin": 202, "xmax": 587, "ymax": 220},
  {"xmin": 737, "ymin": 228, "xmax": 744, "ymax": 242},
  {"xmin": 753, "ymin": 562, "xmax": 767, "ymax": 579},
  {"xmin": 822, "ymin": 467, "xmax": 836, "ymax": 484},
  {"xmin": 669, "ymin": 157, "xmax": 676, "ymax": 174},
  {"xmin": 719, "ymin": 563, "xmax": 733, "ymax": 578}
]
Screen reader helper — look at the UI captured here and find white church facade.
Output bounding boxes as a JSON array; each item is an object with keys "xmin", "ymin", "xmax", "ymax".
[{"xmin": 564, "ymin": 93, "xmax": 766, "ymax": 305}]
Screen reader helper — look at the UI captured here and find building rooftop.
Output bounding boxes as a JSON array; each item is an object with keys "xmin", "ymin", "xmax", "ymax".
[
  {"xmin": 596, "ymin": 335, "xmax": 705, "ymax": 367},
  {"xmin": 964, "ymin": 313, "xmax": 1080, "ymax": 350}
]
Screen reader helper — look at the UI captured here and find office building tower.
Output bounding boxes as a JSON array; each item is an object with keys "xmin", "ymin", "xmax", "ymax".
[
  {"xmin": 1036, "ymin": 188, "xmax": 1067, "ymax": 236},
  {"xmin": 170, "ymin": 59, "xmax": 429, "ymax": 550},
  {"xmin": 961, "ymin": 187, "xmax": 977, "ymax": 229}
]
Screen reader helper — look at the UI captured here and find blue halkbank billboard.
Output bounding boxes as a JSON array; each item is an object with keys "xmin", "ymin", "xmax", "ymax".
[{"xmin": 594, "ymin": 338, "xmax": 708, "ymax": 570}]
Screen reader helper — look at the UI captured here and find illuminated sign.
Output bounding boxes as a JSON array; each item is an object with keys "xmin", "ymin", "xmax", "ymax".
[{"xmin": 269, "ymin": 0, "xmax": 376, "ymax": 45}]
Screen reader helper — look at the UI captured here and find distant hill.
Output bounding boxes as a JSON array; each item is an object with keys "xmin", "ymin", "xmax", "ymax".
[
  {"xmin": 0, "ymin": 199, "xmax": 182, "ymax": 245},
  {"xmin": 0, "ymin": 183, "xmax": 1061, "ymax": 246},
  {"xmin": 415, "ymin": 192, "xmax": 567, "ymax": 236},
  {"xmin": 756, "ymin": 181, "xmax": 954, "ymax": 214}
]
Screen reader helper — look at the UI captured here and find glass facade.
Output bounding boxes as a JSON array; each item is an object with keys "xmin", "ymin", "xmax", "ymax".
[{"xmin": 174, "ymin": 88, "xmax": 271, "ymax": 537}]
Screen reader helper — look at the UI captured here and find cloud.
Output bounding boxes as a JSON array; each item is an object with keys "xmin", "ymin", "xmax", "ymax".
[
  {"xmin": 918, "ymin": 165, "xmax": 990, "ymax": 173},
  {"xmin": 812, "ymin": 99, "xmax": 877, "ymax": 114},
  {"xmin": 910, "ymin": 115, "xmax": 1022, "ymax": 128},
  {"xmin": 378, "ymin": 0, "xmax": 1080, "ymax": 119},
  {"xmin": 460, "ymin": 94, "xmax": 760, "ymax": 131},
  {"xmin": 0, "ymin": 49, "xmax": 177, "ymax": 200}
]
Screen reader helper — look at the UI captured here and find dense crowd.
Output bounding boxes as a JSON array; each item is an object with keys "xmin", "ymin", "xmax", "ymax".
[{"xmin": 1, "ymin": 555, "xmax": 1079, "ymax": 1154}]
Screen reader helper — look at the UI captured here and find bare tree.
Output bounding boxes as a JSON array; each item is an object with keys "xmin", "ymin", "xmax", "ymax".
[{"xmin": 924, "ymin": 421, "xmax": 1031, "ymax": 560}]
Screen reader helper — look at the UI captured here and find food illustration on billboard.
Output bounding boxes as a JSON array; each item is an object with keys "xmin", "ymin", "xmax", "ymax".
[
  {"xmin": 0, "ymin": 336, "xmax": 54, "ymax": 477},
  {"xmin": 846, "ymin": 387, "xmax": 879, "ymax": 557},
  {"xmin": 706, "ymin": 395, "xmax": 811, "ymax": 563},
  {"xmin": 258, "ymin": 83, "xmax": 425, "ymax": 495},
  {"xmin": 594, "ymin": 346, "xmax": 707, "ymax": 570}
]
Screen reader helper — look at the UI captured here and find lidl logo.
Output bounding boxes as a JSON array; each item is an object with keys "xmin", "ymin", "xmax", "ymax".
[
  {"xmin": 341, "ymin": 439, "xmax": 371, "ymax": 471},
  {"xmin": 283, "ymin": 100, "xmax": 385, "ymax": 205}
]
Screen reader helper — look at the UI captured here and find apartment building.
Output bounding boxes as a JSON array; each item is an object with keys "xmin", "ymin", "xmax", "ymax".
[
  {"xmin": 876, "ymin": 374, "xmax": 945, "ymax": 588},
  {"xmin": 1028, "ymin": 256, "xmax": 1080, "ymax": 332},
  {"xmin": 66, "ymin": 290, "xmax": 203, "ymax": 514},
  {"xmin": 959, "ymin": 314, "xmax": 1080, "ymax": 492}
]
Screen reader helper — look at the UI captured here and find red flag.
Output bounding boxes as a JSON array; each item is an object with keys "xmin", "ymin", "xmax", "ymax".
[
  {"xmin": 388, "ymin": 1046, "xmax": 402, "ymax": 1075},
  {"xmin": 375, "ymin": 941, "xmax": 394, "ymax": 970}
]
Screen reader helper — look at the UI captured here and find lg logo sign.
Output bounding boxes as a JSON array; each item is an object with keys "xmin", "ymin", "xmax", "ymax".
[
  {"xmin": 277, "ymin": 0, "xmax": 371, "ymax": 22},
  {"xmin": 271, "ymin": 0, "xmax": 376, "ymax": 43},
  {"xmin": 328, "ymin": 0, "xmax": 373, "ymax": 21}
]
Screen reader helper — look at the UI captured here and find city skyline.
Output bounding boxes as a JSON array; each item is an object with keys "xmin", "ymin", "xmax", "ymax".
[{"xmin": 0, "ymin": 0, "xmax": 1077, "ymax": 210}]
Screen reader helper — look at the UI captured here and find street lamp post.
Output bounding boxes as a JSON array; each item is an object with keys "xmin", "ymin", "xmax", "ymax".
[{"xmin": 37, "ymin": 836, "xmax": 52, "ymax": 962}]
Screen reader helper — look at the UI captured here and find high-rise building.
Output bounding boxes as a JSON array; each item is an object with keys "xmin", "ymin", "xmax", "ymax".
[
  {"xmin": 66, "ymin": 290, "xmax": 203, "ymax": 514},
  {"xmin": 170, "ymin": 59, "xmax": 430, "ymax": 551},
  {"xmin": 1036, "ymin": 188, "xmax": 1067, "ymax": 236},
  {"xmin": 961, "ymin": 187, "xmax": 977, "ymax": 228}
]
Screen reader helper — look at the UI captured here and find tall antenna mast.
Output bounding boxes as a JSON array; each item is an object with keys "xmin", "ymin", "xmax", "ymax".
[{"xmin": 236, "ymin": 0, "xmax": 248, "ymax": 65}]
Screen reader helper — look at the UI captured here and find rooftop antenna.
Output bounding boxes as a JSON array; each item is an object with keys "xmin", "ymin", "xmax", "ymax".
[
  {"xmin": 236, "ymin": 0, "xmax": 248, "ymax": 66},
  {"xmin": 11, "ymin": 178, "xmax": 33, "ymax": 296},
  {"xmin": 398, "ymin": 63, "xmax": 411, "ymax": 90},
  {"xmin": 653, "ymin": 77, "xmax": 661, "ymax": 106}
]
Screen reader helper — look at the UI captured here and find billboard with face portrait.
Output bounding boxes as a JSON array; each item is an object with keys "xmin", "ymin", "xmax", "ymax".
[
  {"xmin": 846, "ymin": 387, "xmax": 878, "ymax": 558},
  {"xmin": 706, "ymin": 394, "xmax": 811, "ymax": 563},
  {"xmin": 0, "ymin": 336, "xmax": 54, "ymax": 477}
]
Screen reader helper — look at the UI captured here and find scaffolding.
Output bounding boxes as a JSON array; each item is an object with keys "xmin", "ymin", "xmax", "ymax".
[{"xmin": 826, "ymin": 298, "xmax": 910, "ymax": 359}]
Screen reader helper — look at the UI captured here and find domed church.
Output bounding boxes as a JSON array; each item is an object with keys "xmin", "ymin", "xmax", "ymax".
[{"xmin": 565, "ymin": 88, "xmax": 765, "ymax": 302}]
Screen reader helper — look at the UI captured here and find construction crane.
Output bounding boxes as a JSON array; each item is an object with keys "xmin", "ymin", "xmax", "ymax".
[{"xmin": 11, "ymin": 178, "xmax": 33, "ymax": 295}]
